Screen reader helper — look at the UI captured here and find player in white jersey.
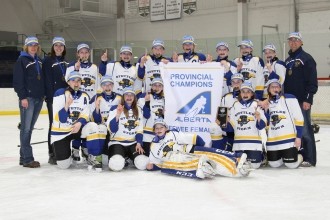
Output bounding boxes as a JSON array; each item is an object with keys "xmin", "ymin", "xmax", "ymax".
[
  {"xmin": 65, "ymin": 43, "xmax": 101, "ymax": 156},
  {"xmin": 227, "ymin": 81, "xmax": 267, "ymax": 168},
  {"xmin": 136, "ymin": 39, "xmax": 171, "ymax": 95},
  {"xmin": 234, "ymin": 39, "xmax": 265, "ymax": 100},
  {"xmin": 217, "ymin": 73, "xmax": 244, "ymax": 151},
  {"xmin": 211, "ymin": 42, "xmax": 238, "ymax": 96},
  {"xmin": 262, "ymin": 44, "xmax": 286, "ymax": 98},
  {"xmin": 106, "ymin": 87, "xmax": 148, "ymax": 171},
  {"xmin": 264, "ymin": 79, "xmax": 304, "ymax": 168},
  {"xmin": 51, "ymin": 71, "xmax": 107, "ymax": 171},
  {"xmin": 66, "ymin": 43, "xmax": 100, "ymax": 99},
  {"xmin": 147, "ymin": 119, "xmax": 252, "ymax": 179},
  {"xmin": 138, "ymin": 77, "xmax": 165, "ymax": 154},
  {"xmin": 102, "ymin": 45, "xmax": 140, "ymax": 95},
  {"xmin": 90, "ymin": 75, "xmax": 122, "ymax": 166},
  {"xmin": 172, "ymin": 35, "xmax": 206, "ymax": 63}
]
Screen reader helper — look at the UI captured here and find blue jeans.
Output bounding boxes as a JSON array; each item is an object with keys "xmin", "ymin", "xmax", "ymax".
[
  {"xmin": 300, "ymin": 104, "xmax": 317, "ymax": 166},
  {"xmin": 19, "ymin": 97, "xmax": 43, "ymax": 165}
]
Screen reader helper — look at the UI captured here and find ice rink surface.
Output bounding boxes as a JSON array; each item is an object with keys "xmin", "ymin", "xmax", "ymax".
[{"xmin": 0, "ymin": 115, "xmax": 330, "ymax": 220}]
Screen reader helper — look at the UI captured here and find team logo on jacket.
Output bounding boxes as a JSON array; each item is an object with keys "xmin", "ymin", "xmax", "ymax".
[
  {"xmin": 162, "ymin": 142, "xmax": 175, "ymax": 157},
  {"xmin": 81, "ymin": 78, "xmax": 95, "ymax": 87},
  {"xmin": 175, "ymin": 92, "xmax": 212, "ymax": 123},
  {"xmin": 123, "ymin": 119, "xmax": 139, "ymax": 131},
  {"xmin": 295, "ymin": 60, "xmax": 301, "ymax": 67},
  {"xmin": 237, "ymin": 115, "xmax": 254, "ymax": 126},
  {"xmin": 270, "ymin": 114, "xmax": 286, "ymax": 126},
  {"xmin": 118, "ymin": 78, "xmax": 134, "ymax": 89}
]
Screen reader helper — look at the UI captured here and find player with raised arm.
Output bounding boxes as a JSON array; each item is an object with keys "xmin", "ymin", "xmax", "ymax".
[
  {"xmin": 65, "ymin": 43, "xmax": 101, "ymax": 161},
  {"xmin": 136, "ymin": 39, "xmax": 171, "ymax": 95},
  {"xmin": 106, "ymin": 87, "xmax": 148, "ymax": 171},
  {"xmin": 227, "ymin": 82, "xmax": 267, "ymax": 168},
  {"xmin": 172, "ymin": 35, "xmax": 206, "ymax": 63},
  {"xmin": 147, "ymin": 119, "xmax": 252, "ymax": 179},
  {"xmin": 51, "ymin": 71, "xmax": 106, "ymax": 171},
  {"xmin": 262, "ymin": 44, "xmax": 286, "ymax": 98},
  {"xmin": 89, "ymin": 75, "xmax": 122, "ymax": 167},
  {"xmin": 138, "ymin": 77, "xmax": 165, "ymax": 155},
  {"xmin": 234, "ymin": 39, "xmax": 265, "ymax": 100},
  {"xmin": 211, "ymin": 42, "xmax": 238, "ymax": 95},
  {"xmin": 100, "ymin": 45, "xmax": 140, "ymax": 95}
]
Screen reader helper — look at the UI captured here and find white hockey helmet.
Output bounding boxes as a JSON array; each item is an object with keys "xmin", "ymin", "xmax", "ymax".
[
  {"xmin": 238, "ymin": 39, "xmax": 253, "ymax": 48},
  {"xmin": 263, "ymin": 44, "xmax": 276, "ymax": 52},
  {"xmin": 240, "ymin": 81, "xmax": 255, "ymax": 92}
]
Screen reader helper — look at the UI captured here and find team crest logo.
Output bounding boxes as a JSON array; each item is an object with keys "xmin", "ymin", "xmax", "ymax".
[
  {"xmin": 178, "ymin": 92, "xmax": 211, "ymax": 117},
  {"xmin": 81, "ymin": 78, "xmax": 95, "ymax": 87},
  {"xmin": 162, "ymin": 142, "xmax": 175, "ymax": 157},
  {"xmin": 118, "ymin": 78, "xmax": 134, "ymax": 89},
  {"xmin": 149, "ymin": 73, "xmax": 161, "ymax": 81},
  {"xmin": 270, "ymin": 114, "xmax": 286, "ymax": 126},
  {"xmin": 154, "ymin": 108, "xmax": 164, "ymax": 118},
  {"xmin": 241, "ymin": 72, "xmax": 255, "ymax": 80},
  {"xmin": 123, "ymin": 119, "xmax": 139, "ymax": 131},
  {"xmin": 237, "ymin": 115, "xmax": 254, "ymax": 126},
  {"xmin": 69, "ymin": 111, "xmax": 80, "ymax": 121},
  {"xmin": 295, "ymin": 60, "xmax": 301, "ymax": 67}
]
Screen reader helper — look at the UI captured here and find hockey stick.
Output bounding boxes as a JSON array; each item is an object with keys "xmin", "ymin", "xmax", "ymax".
[{"xmin": 17, "ymin": 141, "xmax": 47, "ymax": 147}]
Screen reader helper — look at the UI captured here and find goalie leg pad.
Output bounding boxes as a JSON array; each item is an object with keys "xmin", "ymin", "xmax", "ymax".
[
  {"xmin": 161, "ymin": 152, "xmax": 201, "ymax": 179},
  {"xmin": 194, "ymin": 146, "xmax": 239, "ymax": 177},
  {"xmin": 109, "ymin": 154, "xmax": 125, "ymax": 171},
  {"xmin": 134, "ymin": 155, "xmax": 149, "ymax": 170}
]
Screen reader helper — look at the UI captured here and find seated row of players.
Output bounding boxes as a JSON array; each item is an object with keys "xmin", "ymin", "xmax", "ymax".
[
  {"xmin": 50, "ymin": 70, "xmax": 252, "ymax": 179},
  {"xmin": 214, "ymin": 73, "xmax": 304, "ymax": 169}
]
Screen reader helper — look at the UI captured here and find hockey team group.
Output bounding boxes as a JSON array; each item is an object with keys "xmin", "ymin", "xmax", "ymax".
[{"xmin": 12, "ymin": 31, "xmax": 318, "ymax": 180}]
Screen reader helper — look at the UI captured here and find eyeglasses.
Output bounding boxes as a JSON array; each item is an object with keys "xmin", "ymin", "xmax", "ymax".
[{"xmin": 288, "ymin": 38, "xmax": 301, "ymax": 42}]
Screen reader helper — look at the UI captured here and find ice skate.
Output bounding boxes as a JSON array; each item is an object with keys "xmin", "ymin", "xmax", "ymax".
[
  {"xmin": 71, "ymin": 149, "xmax": 81, "ymax": 161},
  {"xmin": 87, "ymin": 154, "xmax": 102, "ymax": 172}
]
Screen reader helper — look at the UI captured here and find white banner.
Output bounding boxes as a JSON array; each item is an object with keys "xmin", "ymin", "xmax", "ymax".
[
  {"xmin": 150, "ymin": 0, "xmax": 166, "ymax": 21},
  {"xmin": 166, "ymin": 0, "xmax": 182, "ymax": 20},
  {"xmin": 160, "ymin": 62, "xmax": 224, "ymax": 146}
]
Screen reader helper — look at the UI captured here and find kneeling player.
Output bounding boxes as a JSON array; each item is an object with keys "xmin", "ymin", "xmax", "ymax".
[
  {"xmin": 147, "ymin": 119, "xmax": 252, "ymax": 179},
  {"xmin": 226, "ymin": 82, "xmax": 267, "ymax": 169},
  {"xmin": 106, "ymin": 87, "xmax": 149, "ymax": 171},
  {"xmin": 90, "ymin": 75, "xmax": 121, "ymax": 167},
  {"xmin": 51, "ymin": 71, "xmax": 106, "ymax": 171},
  {"xmin": 264, "ymin": 79, "xmax": 303, "ymax": 168}
]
